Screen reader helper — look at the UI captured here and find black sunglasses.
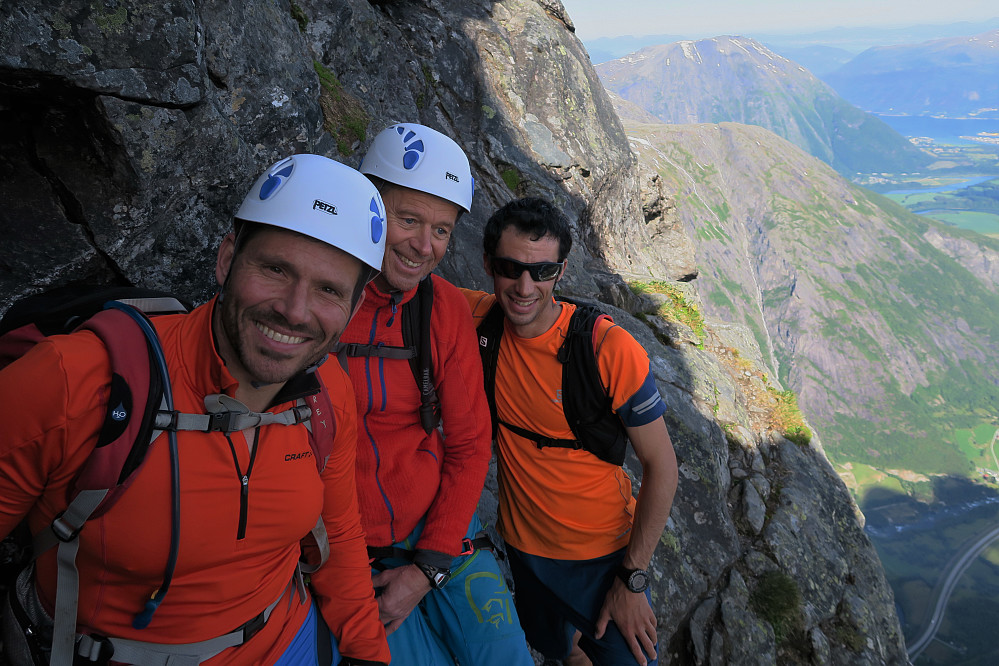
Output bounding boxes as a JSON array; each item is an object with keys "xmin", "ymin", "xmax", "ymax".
[{"xmin": 489, "ymin": 256, "xmax": 563, "ymax": 282}]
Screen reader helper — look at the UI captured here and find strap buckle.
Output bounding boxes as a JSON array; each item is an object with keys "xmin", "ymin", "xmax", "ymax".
[
  {"xmin": 205, "ymin": 410, "xmax": 237, "ymax": 433},
  {"xmin": 75, "ymin": 633, "xmax": 115, "ymax": 665},
  {"xmin": 50, "ymin": 512, "xmax": 82, "ymax": 543},
  {"xmin": 241, "ymin": 608, "xmax": 267, "ymax": 642},
  {"xmin": 460, "ymin": 537, "xmax": 475, "ymax": 556}
]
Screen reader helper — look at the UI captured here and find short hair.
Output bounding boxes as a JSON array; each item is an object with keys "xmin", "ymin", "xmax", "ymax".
[{"xmin": 483, "ymin": 197, "xmax": 572, "ymax": 261}]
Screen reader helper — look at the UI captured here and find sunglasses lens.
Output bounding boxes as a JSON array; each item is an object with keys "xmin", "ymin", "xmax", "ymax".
[
  {"xmin": 533, "ymin": 264, "xmax": 562, "ymax": 281},
  {"xmin": 492, "ymin": 258, "xmax": 521, "ymax": 279},
  {"xmin": 492, "ymin": 257, "xmax": 561, "ymax": 281}
]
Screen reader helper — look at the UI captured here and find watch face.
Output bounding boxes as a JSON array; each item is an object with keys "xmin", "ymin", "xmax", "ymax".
[{"xmin": 629, "ymin": 570, "xmax": 650, "ymax": 592}]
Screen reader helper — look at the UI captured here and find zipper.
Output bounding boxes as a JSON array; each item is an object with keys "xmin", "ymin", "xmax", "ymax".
[{"xmin": 225, "ymin": 428, "xmax": 260, "ymax": 540}]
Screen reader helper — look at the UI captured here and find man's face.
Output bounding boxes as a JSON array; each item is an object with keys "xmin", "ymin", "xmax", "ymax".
[
  {"xmin": 213, "ymin": 226, "xmax": 363, "ymax": 387},
  {"xmin": 375, "ymin": 186, "xmax": 460, "ymax": 292},
  {"xmin": 485, "ymin": 226, "xmax": 566, "ymax": 339}
]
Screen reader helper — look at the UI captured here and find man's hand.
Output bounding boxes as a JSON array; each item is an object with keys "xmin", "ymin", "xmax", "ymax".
[
  {"xmin": 594, "ymin": 578, "xmax": 657, "ymax": 666},
  {"xmin": 370, "ymin": 564, "xmax": 432, "ymax": 635}
]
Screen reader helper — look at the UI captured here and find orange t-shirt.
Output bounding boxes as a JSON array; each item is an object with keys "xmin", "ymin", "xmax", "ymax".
[{"xmin": 464, "ymin": 291, "xmax": 664, "ymax": 560}]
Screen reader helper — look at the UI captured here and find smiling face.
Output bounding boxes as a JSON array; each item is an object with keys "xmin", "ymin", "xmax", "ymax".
[
  {"xmin": 374, "ymin": 185, "xmax": 460, "ymax": 293},
  {"xmin": 485, "ymin": 226, "xmax": 566, "ymax": 339},
  {"xmin": 213, "ymin": 225, "xmax": 363, "ymax": 388}
]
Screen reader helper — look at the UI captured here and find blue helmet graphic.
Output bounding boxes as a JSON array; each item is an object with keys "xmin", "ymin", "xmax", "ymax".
[
  {"xmin": 396, "ymin": 126, "xmax": 426, "ymax": 170},
  {"xmin": 259, "ymin": 162, "xmax": 295, "ymax": 200},
  {"xmin": 370, "ymin": 196, "xmax": 385, "ymax": 243}
]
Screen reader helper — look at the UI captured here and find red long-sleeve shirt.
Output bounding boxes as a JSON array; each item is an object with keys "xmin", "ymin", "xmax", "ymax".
[
  {"xmin": 0, "ymin": 298, "xmax": 388, "ymax": 664},
  {"xmin": 340, "ymin": 275, "xmax": 491, "ymax": 562}
]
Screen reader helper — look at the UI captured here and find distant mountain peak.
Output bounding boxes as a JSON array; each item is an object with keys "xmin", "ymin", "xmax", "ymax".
[{"xmin": 596, "ymin": 36, "xmax": 933, "ymax": 176}]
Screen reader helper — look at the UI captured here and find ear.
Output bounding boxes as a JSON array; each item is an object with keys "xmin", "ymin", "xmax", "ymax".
[
  {"xmin": 215, "ymin": 232, "xmax": 237, "ymax": 287},
  {"xmin": 482, "ymin": 253, "xmax": 493, "ymax": 276},
  {"xmin": 556, "ymin": 259, "xmax": 568, "ymax": 283},
  {"xmin": 350, "ymin": 288, "xmax": 366, "ymax": 320}
]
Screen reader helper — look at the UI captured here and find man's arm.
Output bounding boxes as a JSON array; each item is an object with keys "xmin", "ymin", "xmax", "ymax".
[
  {"xmin": 310, "ymin": 368, "xmax": 390, "ymax": 663},
  {"xmin": 595, "ymin": 416, "xmax": 678, "ymax": 666},
  {"xmin": 411, "ymin": 281, "xmax": 492, "ymax": 560},
  {"xmin": 371, "ymin": 281, "xmax": 492, "ymax": 632},
  {"xmin": 0, "ymin": 338, "xmax": 105, "ymax": 539}
]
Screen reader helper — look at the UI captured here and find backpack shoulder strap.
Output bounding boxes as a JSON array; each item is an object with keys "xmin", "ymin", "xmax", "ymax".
[
  {"xmin": 303, "ymin": 370, "xmax": 337, "ymax": 474},
  {"xmin": 299, "ymin": 369, "xmax": 338, "ymax": 575},
  {"xmin": 475, "ymin": 301, "xmax": 506, "ymax": 437},
  {"xmin": 401, "ymin": 276, "xmax": 440, "ymax": 433},
  {"xmin": 558, "ymin": 302, "xmax": 628, "ymax": 466}
]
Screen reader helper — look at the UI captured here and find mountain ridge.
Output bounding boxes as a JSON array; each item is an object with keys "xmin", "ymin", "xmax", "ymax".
[
  {"xmin": 825, "ymin": 29, "xmax": 999, "ymax": 118},
  {"xmin": 617, "ymin": 117, "xmax": 999, "ymax": 479},
  {"xmin": 595, "ymin": 35, "xmax": 933, "ymax": 176}
]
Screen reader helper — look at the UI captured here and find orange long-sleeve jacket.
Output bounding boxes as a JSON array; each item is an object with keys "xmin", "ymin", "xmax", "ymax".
[
  {"xmin": 0, "ymin": 298, "xmax": 388, "ymax": 664},
  {"xmin": 339, "ymin": 275, "xmax": 491, "ymax": 566}
]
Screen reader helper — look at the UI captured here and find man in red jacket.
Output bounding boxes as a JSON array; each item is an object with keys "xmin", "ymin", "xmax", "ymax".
[
  {"xmin": 337, "ymin": 124, "xmax": 533, "ymax": 665},
  {"xmin": 0, "ymin": 155, "xmax": 390, "ymax": 665}
]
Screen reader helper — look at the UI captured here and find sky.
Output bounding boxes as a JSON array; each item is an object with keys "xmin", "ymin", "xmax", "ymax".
[{"xmin": 559, "ymin": 0, "xmax": 999, "ymax": 40}]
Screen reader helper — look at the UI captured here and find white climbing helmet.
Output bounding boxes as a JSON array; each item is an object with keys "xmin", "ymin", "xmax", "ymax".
[
  {"xmin": 359, "ymin": 123, "xmax": 474, "ymax": 213},
  {"xmin": 235, "ymin": 154, "xmax": 386, "ymax": 272}
]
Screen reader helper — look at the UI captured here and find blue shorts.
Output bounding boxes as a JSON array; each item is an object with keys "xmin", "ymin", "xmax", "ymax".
[
  {"xmin": 506, "ymin": 545, "xmax": 658, "ymax": 666},
  {"xmin": 374, "ymin": 515, "xmax": 533, "ymax": 666},
  {"xmin": 272, "ymin": 600, "xmax": 341, "ymax": 666}
]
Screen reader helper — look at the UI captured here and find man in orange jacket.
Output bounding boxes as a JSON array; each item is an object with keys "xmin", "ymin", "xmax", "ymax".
[
  {"xmin": 0, "ymin": 156, "xmax": 390, "ymax": 665},
  {"xmin": 337, "ymin": 124, "xmax": 533, "ymax": 665}
]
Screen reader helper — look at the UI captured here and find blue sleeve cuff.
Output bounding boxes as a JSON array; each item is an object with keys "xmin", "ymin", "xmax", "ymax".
[{"xmin": 616, "ymin": 369, "xmax": 667, "ymax": 427}]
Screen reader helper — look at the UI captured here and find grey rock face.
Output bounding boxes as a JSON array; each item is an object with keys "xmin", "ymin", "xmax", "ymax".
[{"xmin": 1, "ymin": 0, "xmax": 907, "ymax": 663}]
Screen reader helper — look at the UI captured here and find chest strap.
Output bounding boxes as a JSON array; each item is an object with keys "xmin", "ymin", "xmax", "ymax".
[
  {"xmin": 498, "ymin": 419, "xmax": 583, "ymax": 451},
  {"xmin": 334, "ymin": 342, "xmax": 415, "ymax": 360},
  {"xmin": 72, "ymin": 578, "xmax": 293, "ymax": 666},
  {"xmin": 155, "ymin": 394, "xmax": 312, "ymax": 434}
]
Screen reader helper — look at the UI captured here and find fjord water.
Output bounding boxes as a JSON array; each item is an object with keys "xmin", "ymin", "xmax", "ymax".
[{"xmin": 874, "ymin": 114, "xmax": 999, "ymax": 145}]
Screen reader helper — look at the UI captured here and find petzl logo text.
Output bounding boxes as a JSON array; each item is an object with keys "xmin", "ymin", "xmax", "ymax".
[
  {"xmin": 313, "ymin": 199, "xmax": 338, "ymax": 215},
  {"xmin": 445, "ymin": 171, "xmax": 459, "ymax": 182}
]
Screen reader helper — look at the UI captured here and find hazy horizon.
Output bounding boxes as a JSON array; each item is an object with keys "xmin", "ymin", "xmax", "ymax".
[{"xmin": 560, "ymin": 0, "xmax": 999, "ymax": 41}]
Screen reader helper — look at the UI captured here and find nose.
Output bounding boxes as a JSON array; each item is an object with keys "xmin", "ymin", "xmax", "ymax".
[
  {"xmin": 273, "ymin": 280, "xmax": 310, "ymax": 326},
  {"xmin": 513, "ymin": 269, "xmax": 534, "ymax": 295},
  {"xmin": 411, "ymin": 224, "xmax": 433, "ymax": 257}
]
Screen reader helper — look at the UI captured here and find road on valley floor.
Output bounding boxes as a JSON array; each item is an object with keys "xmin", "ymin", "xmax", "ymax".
[{"xmin": 906, "ymin": 522, "xmax": 999, "ymax": 660}]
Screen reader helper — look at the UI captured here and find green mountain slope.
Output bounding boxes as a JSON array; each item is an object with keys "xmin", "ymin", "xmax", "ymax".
[
  {"xmin": 596, "ymin": 36, "xmax": 933, "ymax": 177},
  {"xmin": 625, "ymin": 121, "xmax": 999, "ymax": 477}
]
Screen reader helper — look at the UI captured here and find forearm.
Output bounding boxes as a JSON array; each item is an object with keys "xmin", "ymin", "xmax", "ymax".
[
  {"xmin": 622, "ymin": 461, "xmax": 677, "ymax": 569},
  {"xmin": 622, "ymin": 419, "xmax": 678, "ymax": 569},
  {"xmin": 414, "ymin": 294, "xmax": 492, "ymax": 561}
]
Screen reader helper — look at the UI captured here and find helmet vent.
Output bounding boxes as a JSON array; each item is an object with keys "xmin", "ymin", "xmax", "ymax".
[
  {"xmin": 369, "ymin": 197, "xmax": 385, "ymax": 243},
  {"xmin": 259, "ymin": 163, "xmax": 295, "ymax": 200},
  {"xmin": 394, "ymin": 125, "xmax": 426, "ymax": 170}
]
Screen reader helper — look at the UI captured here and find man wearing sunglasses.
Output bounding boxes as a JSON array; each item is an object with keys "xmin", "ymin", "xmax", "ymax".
[{"xmin": 463, "ymin": 197, "xmax": 679, "ymax": 666}]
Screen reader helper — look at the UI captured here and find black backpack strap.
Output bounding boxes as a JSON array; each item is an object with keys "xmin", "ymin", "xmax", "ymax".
[
  {"xmin": 559, "ymin": 304, "xmax": 628, "ymax": 466},
  {"xmin": 475, "ymin": 302, "xmax": 506, "ymax": 438},
  {"xmin": 402, "ymin": 277, "xmax": 440, "ymax": 434},
  {"xmin": 496, "ymin": 419, "xmax": 582, "ymax": 451}
]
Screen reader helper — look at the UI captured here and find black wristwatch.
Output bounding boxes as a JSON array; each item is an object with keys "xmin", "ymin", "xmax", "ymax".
[
  {"xmin": 416, "ymin": 562, "xmax": 452, "ymax": 590},
  {"xmin": 617, "ymin": 565, "xmax": 650, "ymax": 593}
]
